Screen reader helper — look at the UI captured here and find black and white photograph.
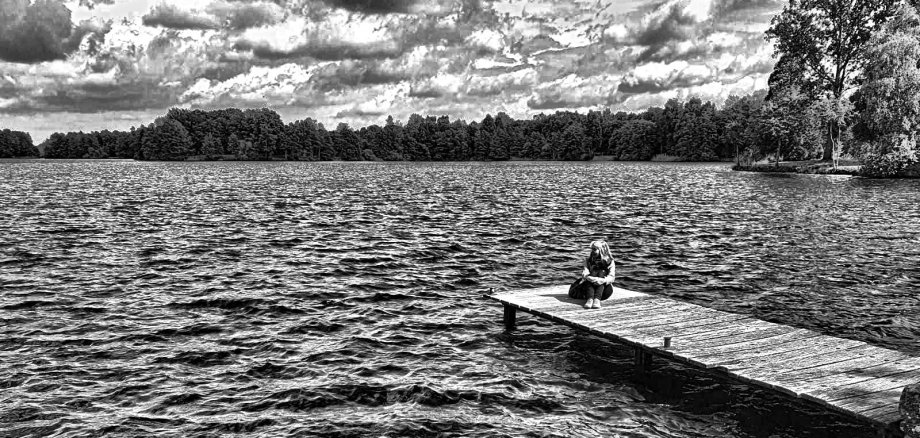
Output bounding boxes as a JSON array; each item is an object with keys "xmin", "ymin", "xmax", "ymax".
[{"xmin": 2, "ymin": 0, "xmax": 920, "ymax": 436}]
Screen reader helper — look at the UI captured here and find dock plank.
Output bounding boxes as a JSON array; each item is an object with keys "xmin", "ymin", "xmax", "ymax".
[{"xmin": 487, "ymin": 286, "xmax": 918, "ymax": 429}]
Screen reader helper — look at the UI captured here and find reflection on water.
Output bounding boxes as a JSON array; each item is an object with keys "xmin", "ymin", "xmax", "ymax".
[{"xmin": 1, "ymin": 160, "xmax": 919, "ymax": 437}]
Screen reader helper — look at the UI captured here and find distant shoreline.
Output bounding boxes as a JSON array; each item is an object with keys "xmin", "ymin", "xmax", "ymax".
[{"xmin": 732, "ymin": 160, "xmax": 863, "ymax": 176}]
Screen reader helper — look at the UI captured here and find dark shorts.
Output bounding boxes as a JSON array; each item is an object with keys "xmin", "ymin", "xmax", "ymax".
[{"xmin": 567, "ymin": 278, "xmax": 613, "ymax": 300}]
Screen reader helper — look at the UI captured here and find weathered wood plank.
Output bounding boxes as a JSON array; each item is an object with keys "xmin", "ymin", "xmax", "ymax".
[
  {"xmin": 812, "ymin": 369, "xmax": 920, "ymax": 404},
  {"xmin": 578, "ymin": 302, "xmax": 711, "ymax": 327},
  {"xmin": 763, "ymin": 355, "xmax": 905, "ymax": 394},
  {"xmin": 486, "ymin": 286, "xmax": 918, "ymax": 429},
  {"xmin": 676, "ymin": 328, "xmax": 821, "ymax": 363},
  {"xmin": 662, "ymin": 324, "xmax": 802, "ymax": 367},
  {"xmin": 708, "ymin": 335, "xmax": 867, "ymax": 373},
  {"xmin": 832, "ymin": 387, "xmax": 906, "ymax": 417},
  {"xmin": 767, "ymin": 349, "xmax": 913, "ymax": 397},
  {"xmin": 858, "ymin": 404, "xmax": 903, "ymax": 424}
]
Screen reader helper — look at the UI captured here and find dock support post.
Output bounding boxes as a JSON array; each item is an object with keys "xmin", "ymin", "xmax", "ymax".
[
  {"xmin": 634, "ymin": 348, "xmax": 652, "ymax": 371},
  {"xmin": 503, "ymin": 304, "xmax": 516, "ymax": 331}
]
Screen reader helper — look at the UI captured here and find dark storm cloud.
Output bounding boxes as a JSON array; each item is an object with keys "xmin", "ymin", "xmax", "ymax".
[
  {"xmin": 0, "ymin": 0, "xmax": 73, "ymax": 63},
  {"xmin": 142, "ymin": 4, "xmax": 220, "ymax": 30},
  {"xmin": 633, "ymin": 4, "xmax": 697, "ymax": 47},
  {"xmin": 309, "ymin": 61, "xmax": 408, "ymax": 91},
  {"xmin": 323, "ymin": 0, "xmax": 418, "ymax": 14},
  {"xmin": 10, "ymin": 80, "xmax": 175, "ymax": 114},
  {"xmin": 220, "ymin": 3, "xmax": 281, "ymax": 29}
]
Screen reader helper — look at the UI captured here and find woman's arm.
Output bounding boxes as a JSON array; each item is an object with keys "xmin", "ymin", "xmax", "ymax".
[
  {"xmin": 600, "ymin": 259, "xmax": 616, "ymax": 285},
  {"xmin": 582, "ymin": 258, "xmax": 606, "ymax": 285}
]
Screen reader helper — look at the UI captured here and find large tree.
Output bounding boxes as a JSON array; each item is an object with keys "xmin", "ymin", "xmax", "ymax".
[
  {"xmin": 766, "ymin": 0, "xmax": 898, "ymax": 160},
  {"xmin": 856, "ymin": 2, "xmax": 920, "ymax": 176}
]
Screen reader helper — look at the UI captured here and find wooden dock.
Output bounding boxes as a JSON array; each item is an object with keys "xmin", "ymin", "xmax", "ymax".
[{"xmin": 489, "ymin": 285, "xmax": 920, "ymax": 434}]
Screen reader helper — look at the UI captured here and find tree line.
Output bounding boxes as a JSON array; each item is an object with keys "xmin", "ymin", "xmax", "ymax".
[
  {"xmin": 0, "ymin": 129, "xmax": 38, "ymax": 158},
  {"xmin": 23, "ymin": 95, "xmax": 812, "ymax": 163}
]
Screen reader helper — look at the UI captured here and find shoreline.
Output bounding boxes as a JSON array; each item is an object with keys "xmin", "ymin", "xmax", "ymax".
[{"xmin": 732, "ymin": 163, "xmax": 862, "ymax": 176}]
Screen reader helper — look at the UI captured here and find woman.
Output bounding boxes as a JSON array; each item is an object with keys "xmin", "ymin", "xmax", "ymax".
[{"xmin": 581, "ymin": 240, "xmax": 616, "ymax": 309}]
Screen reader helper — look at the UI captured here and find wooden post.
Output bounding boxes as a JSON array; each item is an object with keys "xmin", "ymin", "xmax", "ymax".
[
  {"xmin": 503, "ymin": 304, "xmax": 516, "ymax": 331},
  {"xmin": 634, "ymin": 348, "xmax": 652, "ymax": 371}
]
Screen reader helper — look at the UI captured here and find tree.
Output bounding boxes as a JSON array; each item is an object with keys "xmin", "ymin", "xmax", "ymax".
[
  {"xmin": 766, "ymin": 0, "xmax": 898, "ymax": 160},
  {"xmin": 141, "ymin": 118, "xmax": 192, "ymax": 160},
  {"xmin": 559, "ymin": 123, "xmax": 590, "ymax": 160},
  {"xmin": 201, "ymin": 133, "xmax": 220, "ymax": 159},
  {"xmin": 614, "ymin": 120, "xmax": 656, "ymax": 160},
  {"xmin": 856, "ymin": 2, "xmax": 920, "ymax": 176},
  {"xmin": 723, "ymin": 92, "xmax": 767, "ymax": 165}
]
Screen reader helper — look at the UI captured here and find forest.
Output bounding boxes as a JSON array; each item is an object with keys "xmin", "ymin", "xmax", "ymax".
[
  {"xmin": 0, "ymin": 129, "xmax": 39, "ymax": 158},
  {"xmin": 5, "ymin": 0, "xmax": 920, "ymax": 177},
  {"xmin": 32, "ymin": 98, "xmax": 766, "ymax": 163}
]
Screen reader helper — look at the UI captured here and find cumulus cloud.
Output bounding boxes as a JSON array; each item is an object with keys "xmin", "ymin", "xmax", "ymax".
[
  {"xmin": 2, "ymin": 0, "xmax": 786, "ymax": 142},
  {"xmin": 464, "ymin": 29, "xmax": 504, "ymax": 53},
  {"xmin": 527, "ymin": 74, "xmax": 620, "ymax": 110},
  {"xmin": 234, "ymin": 12, "xmax": 412, "ymax": 60},
  {"xmin": 142, "ymin": 1, "xmax": 282, "ymax": 30},
  {"xmin": 180, "ymin": 63, "xmax": 322, "ymax": 107},
  {"xmin": 618, "ymin": 60, "xmax": 714, "ymax": 94},
  {"xmin": 0, "ymin": 0, "xmax": 73, "ymax": 63},
  {"xmin": 617, "ymin": 73, "xmax": 769, "ymax": 110},
  {"xmin": 142, "ymin": 4, "xmax": 219, "ymax": 30}
]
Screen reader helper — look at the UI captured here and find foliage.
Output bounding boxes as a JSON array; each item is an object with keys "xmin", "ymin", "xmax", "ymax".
[
  {"xmin": 857, "ymin": 4, "xmax": 920, "ymax": 139},
  {"xmin": 855, "ymin": 3, "xmax": 920, "ymax": 176},
  {"xmin": 0, "ymin": 129, "xmax": 38, "ymax": 157},
  {"xmin": 140, "ymin": 117, "xmax": 192, "ymax": 161},
  {"xmin": 766, "ymin": 0, "xmax": 898, "ymax": 160},
  {"xmin": 861, "ymin": 134, "xmax": 918, "ymax": 177},
  {"xmin": 33, "ymin": 93, "xmax": 798, "ymax": 163}
]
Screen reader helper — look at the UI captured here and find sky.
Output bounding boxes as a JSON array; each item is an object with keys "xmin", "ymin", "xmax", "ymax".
[{"xmin": 0, "ymin": 0, "xmax": 783, "ymax": 143}]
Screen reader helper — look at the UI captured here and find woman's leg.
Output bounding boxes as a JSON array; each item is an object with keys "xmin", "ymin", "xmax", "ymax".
[{"xmin": 591, "ymin": 284, "xmax": 604, "ymax": 308}]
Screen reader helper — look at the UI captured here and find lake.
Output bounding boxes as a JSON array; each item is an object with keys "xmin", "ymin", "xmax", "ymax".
[{"xmin": 2, "ymin": 160, "xmax": 919, "ymax": 437}]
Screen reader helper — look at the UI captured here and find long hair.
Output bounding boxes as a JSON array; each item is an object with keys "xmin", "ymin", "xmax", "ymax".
[{"xmin": 589, "ymin": 240, "xmax": 612, "ymax": 267}]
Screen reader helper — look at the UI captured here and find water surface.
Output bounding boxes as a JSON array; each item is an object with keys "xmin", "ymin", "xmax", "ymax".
[{"xmin": 2, "ymin": 161, "xmax": 919, "ymax": 437}]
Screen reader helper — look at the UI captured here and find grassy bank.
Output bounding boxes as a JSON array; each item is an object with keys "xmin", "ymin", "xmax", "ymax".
[{"xmin": 733, "ymin": 159, "xmax": 862, "ymax": 176}]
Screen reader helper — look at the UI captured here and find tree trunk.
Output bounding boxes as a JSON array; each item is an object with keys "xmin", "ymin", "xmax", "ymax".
[
  {"xmin": 776, "ymin": 140, "xmax": 781, "ymax": 168},
  {"xmin": 823, "ymin": 119, "xmax": 837, "ymax": 161}
]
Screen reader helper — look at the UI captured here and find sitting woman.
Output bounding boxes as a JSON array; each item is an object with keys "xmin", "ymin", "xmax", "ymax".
[{"xmin": 579, "ymin": 240, "xmax": 616, "ymax": 309}]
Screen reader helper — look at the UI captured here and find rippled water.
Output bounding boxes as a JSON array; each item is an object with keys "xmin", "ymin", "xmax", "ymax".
[{"xmin": 2, "ymin": 160, "xmax": 920, "ymax": 438}]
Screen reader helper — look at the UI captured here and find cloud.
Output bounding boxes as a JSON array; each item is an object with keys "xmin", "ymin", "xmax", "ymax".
[
  {"xmin": 180, "ymin": 63, "xmax": 322, "ymax": 107},
  {"xmin": 617, "ymin": 73, "xmax": 770, "ymax": 110},
  {"xmin": 618, "ymin": 60, "xmax": 714, "ymax": 94},
  {"xmin": 141, "ymin": 1, "xmax": 282, "ymax": 30},
  {"xmin": 323, "ymin": 0, "xmax": 417, "ymax": 14},
  {"xmin": 142, "ymin": 4, "xmax": 220, "ymax": 30},
  {"xmin": 215, "ymin": 2, "xmax": 283, "ymax": 30},
  {"xmin": 0, "ymin": 0, "xmax": 74, "ymax": 63},
  {"xmin": 527, "ymin": 74, "xmax": 620, "ymax": 110},
  {"xmin": 234, "ymin": 12, "xmax": 411, "ymax": 60},
  {"xmin": 3, "ymin": 0, "xmax": 786, "ymax": 143},
  {"xmin": 464, "ymin": 29, "xmax": 504, "ymax": 53}
]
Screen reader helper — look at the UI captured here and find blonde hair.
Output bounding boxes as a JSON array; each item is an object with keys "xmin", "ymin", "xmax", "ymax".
[{"xmin": 589, "ymin": 240, "xmax": 612, "ymax": 266}]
